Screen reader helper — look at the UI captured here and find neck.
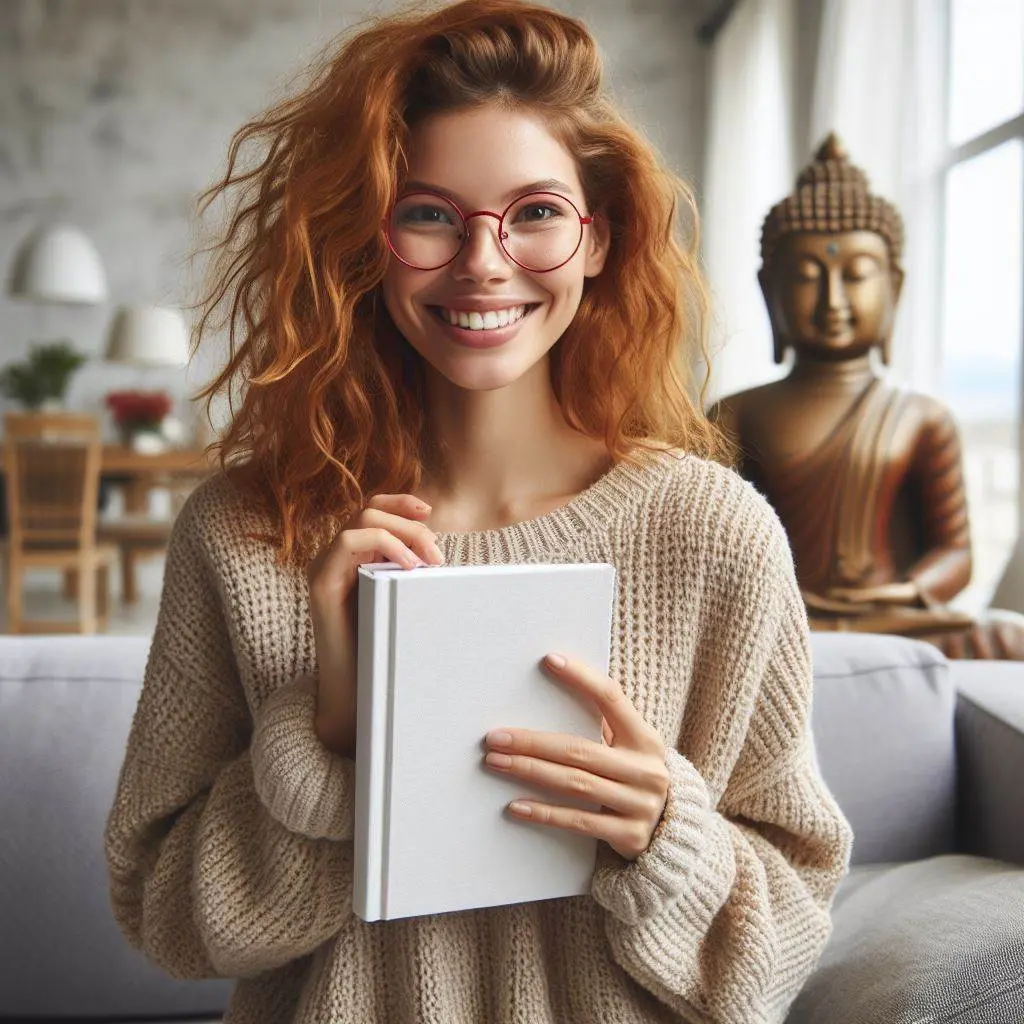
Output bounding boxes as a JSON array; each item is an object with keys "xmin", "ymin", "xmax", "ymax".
[
  {"xmin": 417, "ymin": 355, "xmax": 608, "ymax": 523},
  {"xmin": 788, "ymin": 350, "xmax": 880, "ymax": 390}
]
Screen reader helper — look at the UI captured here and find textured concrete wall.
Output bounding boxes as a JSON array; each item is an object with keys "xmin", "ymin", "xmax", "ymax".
[{"xmin": 0, "ymin": 0, "xmax": 709, "ymax": 435}]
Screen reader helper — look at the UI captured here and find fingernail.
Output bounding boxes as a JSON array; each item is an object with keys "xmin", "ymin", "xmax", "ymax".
[
  {"xmin": 485, "ymin": 751, "xmax": 512, "ymax": 768},
  {"xmin": 486, "ymin": 730, "xmax": 512, "ymax": 747},
  {"xmin": 508, "ymin": 801, "xmax": 532, "ymax": 816},
  {"xmin": 428, "ymin": 542, "xmax": 445, "ymax": 564},
  {"xmin": 417, "ymin": 501, "xmax": 432, "ymax": 512},
  {"xmin": 545, "ymin": 653, "xmax": 567, "ymax": 669}
]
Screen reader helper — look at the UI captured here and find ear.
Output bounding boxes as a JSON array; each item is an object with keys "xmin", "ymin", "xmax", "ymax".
[
  {"xmin": 758, "ymin": 268, "xmax": 786, "ymax": 365},
  {"xmin": 890, "ymin": 266, "xmax": 905, "ymax": 305},
  {"xmin": 879, "ymin": 266, "xmax": 904, "ymax": 366},
  {"xmin": 583, "ymin": 209, "xmax": 611, "ymax": 278}
]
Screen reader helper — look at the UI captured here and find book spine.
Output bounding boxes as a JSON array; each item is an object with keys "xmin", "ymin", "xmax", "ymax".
[
  {"xmin": 380, "ymin": 583, "xmax": 400, "ymax": 920},
  {"xmin": 352, "ymin": 571, "xmax": 393, "ymax": 921}
]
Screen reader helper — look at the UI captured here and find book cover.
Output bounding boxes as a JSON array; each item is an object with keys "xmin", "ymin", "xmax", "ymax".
[{"xmin": 352, "ymin": 561, "xmax": 616, "ymax": 922}]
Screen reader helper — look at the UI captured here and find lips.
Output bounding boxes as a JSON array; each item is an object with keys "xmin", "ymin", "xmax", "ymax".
[
  {"xmin": 429, "ymin": 303, "xmax": 539, "ymax": 332},
  {"xmin": 824, "ymin": 316, "xmax": 853, "ymax": 333}
]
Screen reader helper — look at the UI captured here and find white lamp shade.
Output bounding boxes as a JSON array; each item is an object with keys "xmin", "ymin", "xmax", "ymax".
[
  {"xmin": 8, "ymin": 224, "xmax": 108, "ymax": 304},
  {"xmin": 105, "ymin": 304, "xmax": 190, "ymax": 368}
]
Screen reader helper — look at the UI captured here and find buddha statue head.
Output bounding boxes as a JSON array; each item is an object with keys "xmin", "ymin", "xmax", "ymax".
[{"xmin": 759, "ymin": 133, "xmax": 905, "ymax": 366}]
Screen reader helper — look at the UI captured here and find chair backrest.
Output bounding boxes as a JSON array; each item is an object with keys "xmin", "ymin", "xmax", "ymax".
[{"xmin": 3, "ymin": 412, "xmax": 102, "ymax": 552}]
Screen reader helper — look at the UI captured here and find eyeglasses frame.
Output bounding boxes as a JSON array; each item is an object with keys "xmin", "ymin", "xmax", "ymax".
[{"xmin": 384, "ymin": 189, "xmax": 594, "ymax": 273}]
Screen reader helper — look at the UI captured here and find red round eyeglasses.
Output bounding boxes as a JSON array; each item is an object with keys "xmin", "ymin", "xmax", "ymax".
[{"xmin": 385, "ymin": 190, "xmax": 594, "ymax": 273}]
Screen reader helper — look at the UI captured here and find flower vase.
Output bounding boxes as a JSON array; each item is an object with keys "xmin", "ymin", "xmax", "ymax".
[{"xmin": 129, "ymin": 430, "xmax": 168, "ymax": 454}]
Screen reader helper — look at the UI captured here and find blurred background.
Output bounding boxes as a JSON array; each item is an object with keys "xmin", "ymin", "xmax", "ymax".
[{"xmin": 0, "ymin": 0, "xmax": 1020, "ymax": 634}]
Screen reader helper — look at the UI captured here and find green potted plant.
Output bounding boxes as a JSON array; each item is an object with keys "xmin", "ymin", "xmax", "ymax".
[{"xmin": 0, "ymin": 341, "xmax": 87, "ymax": 410}]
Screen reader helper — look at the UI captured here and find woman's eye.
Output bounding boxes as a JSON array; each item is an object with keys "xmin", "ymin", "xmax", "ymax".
[
  {"xmin": 515, "ymin": 204, "xmax": 561, "ymax": 223},
  {"xmin": 399, "ymin": 205, "xmax": 455, "ymax": 226}
]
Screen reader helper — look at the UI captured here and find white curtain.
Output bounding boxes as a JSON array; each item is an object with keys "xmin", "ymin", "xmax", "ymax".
[
  {"xmin": 810, "ymin": 0, "xmax": 946, "ymax": 391},
  {"xmin": 701, "ymin": 0, "xmax": 796, "ymax": 407}
]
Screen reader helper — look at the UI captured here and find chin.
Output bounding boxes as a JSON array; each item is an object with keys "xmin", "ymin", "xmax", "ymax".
[
  {"xmin": 797, "ymin": 337, "xmax": 873, "ymax": 360},
  {"xmin": 410, "ymin": 337, "xmax": 552, "ymax": 392},
  {"xmin": 439, "ymin": 358, "xmax": 538, "ymax": 391}
]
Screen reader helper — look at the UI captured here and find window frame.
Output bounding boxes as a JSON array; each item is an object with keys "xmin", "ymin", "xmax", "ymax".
[{"xmin": 935, "ymin": 0, "xmax": 1024, "ymax": 600}]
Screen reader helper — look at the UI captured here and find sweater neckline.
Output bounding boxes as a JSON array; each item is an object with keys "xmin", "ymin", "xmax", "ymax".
[{"xmin": 432, "ymin": 446, "xmax": 679, "ymax": 552}]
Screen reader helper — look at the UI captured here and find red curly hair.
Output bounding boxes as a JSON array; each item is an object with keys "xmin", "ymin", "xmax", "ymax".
[{"xmin": 191, "ymin": 0, "xmax": 729, "ymax": 567}]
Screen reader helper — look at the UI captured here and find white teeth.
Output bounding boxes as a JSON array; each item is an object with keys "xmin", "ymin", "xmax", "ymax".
[{"xmin": 440, "ymin": 305, "xmax": 528, "ymax": 331}]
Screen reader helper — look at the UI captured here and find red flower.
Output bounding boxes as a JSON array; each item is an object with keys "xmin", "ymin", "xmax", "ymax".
[{"xmin": 105, "ymin": 390, "xmax": 173, "ymax": 429}]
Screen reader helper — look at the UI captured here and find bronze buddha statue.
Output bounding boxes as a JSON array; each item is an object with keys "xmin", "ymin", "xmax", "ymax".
[{"xmin": 710, "ymin": 133, "xmax": 1024, "ymax": 660}]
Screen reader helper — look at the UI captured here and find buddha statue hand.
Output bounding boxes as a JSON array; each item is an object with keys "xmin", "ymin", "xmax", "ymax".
[
  {"xmin": 803, "ymin": 589, "xmax": 876, "ymax": 615},
  {"xmin": 823, "ymin": 581, "xmax": 920, "ymax": 606},
  {"xmin": 803, "ymin": 586, "xmax": 976, "ymax": 636}
]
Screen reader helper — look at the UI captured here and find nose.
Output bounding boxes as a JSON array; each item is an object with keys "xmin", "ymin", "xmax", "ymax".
[
  {"xmin": 823, "ymin": 267, "xmax": 850, "ymax": 319},
  {"xmin": 453, "ymin": 211, "xmax": 514, "ymax": 283}
]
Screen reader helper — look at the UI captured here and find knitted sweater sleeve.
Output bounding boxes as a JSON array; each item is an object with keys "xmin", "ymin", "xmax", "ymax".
[
  {"xmin": 591, "ymin": 514, "xmax": 854, "ymax": 1024},
  {"xmin": 103, "ymin": 495, "xmax": 355, "ymax": 980}
]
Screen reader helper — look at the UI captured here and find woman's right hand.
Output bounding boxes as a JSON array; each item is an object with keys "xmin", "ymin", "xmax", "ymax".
[{"xmin": 306, "ymin": 493, "xmax": 445, "ymax": 757}]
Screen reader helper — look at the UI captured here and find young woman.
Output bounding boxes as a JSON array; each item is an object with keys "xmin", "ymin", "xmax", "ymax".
[{"xmin": 105, "ymin": 2, "xmax": 853, "ymax": 1022}]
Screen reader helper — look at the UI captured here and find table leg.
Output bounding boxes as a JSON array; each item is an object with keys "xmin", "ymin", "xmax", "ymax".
[
  {"xmin": 124, "ymin": 480, "xmax": 149, "ymax": 515},
  {"xmin": 121, "ymin": 546, "xmax": 138, "ymax": 604},
  {"xmin": 120, "ymin": 479, "xmax": 149, "ymax": 603}
]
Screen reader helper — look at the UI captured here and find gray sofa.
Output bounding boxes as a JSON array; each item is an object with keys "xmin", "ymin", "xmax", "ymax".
[{"xmin": 1, "ymin": 631, "xmax": 1022, "ymax": 1023}]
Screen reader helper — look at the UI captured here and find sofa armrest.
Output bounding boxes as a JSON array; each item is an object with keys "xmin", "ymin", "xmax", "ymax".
[{"xmin": 951, "ymin": 663, "xmax": 1024, "ymax": 866}]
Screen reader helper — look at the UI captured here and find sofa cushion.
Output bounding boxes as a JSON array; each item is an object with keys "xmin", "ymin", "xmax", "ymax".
[
  {"xmin": 808, "ymin": 633, "xmax": 957, "ymax": 865},
  {"xmin": 0, "ymin": 636, "xmax": 234, "ymax": 1018},
  {"xmin": 952, "ymin": 661, "xmax": 1024, "ymax": 864},
  {"xmin": 788, "ymin": 854, "xmax": 1024, "ymax": 1024}
]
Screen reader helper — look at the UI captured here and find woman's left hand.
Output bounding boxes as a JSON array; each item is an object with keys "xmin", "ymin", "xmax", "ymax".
[{"xmin": 483, "ymin": 652, "xmax": 670, "ymax": 861}]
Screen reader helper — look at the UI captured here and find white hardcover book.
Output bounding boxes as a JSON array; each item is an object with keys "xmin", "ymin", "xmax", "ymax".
[{"xmin": 352, "ymin": 561, "xmax": 616, "ymax": 922}]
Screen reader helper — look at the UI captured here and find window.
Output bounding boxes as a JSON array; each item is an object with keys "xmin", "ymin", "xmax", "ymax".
[{"xmin": 939, "ymin": 0, "xmax": 1024, "ymax": 608}]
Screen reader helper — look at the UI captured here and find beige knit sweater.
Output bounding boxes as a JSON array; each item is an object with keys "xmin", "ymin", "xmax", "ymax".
[{"xmin": 104, "ymin": 446, "xmax": 853, "ymax": 1024}]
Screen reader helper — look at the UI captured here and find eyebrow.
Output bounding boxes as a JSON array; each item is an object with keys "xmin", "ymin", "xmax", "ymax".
[{"xmin": 401, "ymin": 178, "xmax": 577, "ymax": 205}]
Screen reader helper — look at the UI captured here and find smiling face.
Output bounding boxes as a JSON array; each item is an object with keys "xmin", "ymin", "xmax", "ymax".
[
  {"xmin": 760, "ymin": 230, "xmax": 904, "ymax": 362},
  {"xmin": 380, "ymin": 103, "xmax": 609, "ymax": 391}
]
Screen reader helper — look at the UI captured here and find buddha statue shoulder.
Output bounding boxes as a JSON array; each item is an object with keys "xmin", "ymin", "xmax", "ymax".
[{"xmin": 710, "ymin": 134, "xmax": 1024, "ymax": 660}]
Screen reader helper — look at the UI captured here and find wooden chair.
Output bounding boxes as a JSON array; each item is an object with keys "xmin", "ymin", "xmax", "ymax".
[
  {"xmin": 1, "ymin": 413, "xmax": 116, "ymax": 634},
  {"xmin": 96, "ymin": 471, "xmax": 203, "ymax": 603}
]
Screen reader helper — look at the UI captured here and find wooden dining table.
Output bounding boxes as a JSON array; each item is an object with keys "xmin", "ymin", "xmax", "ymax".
[{"xmin": 98, "ymin": 444, "xmax": 217, "ymax": 513}]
